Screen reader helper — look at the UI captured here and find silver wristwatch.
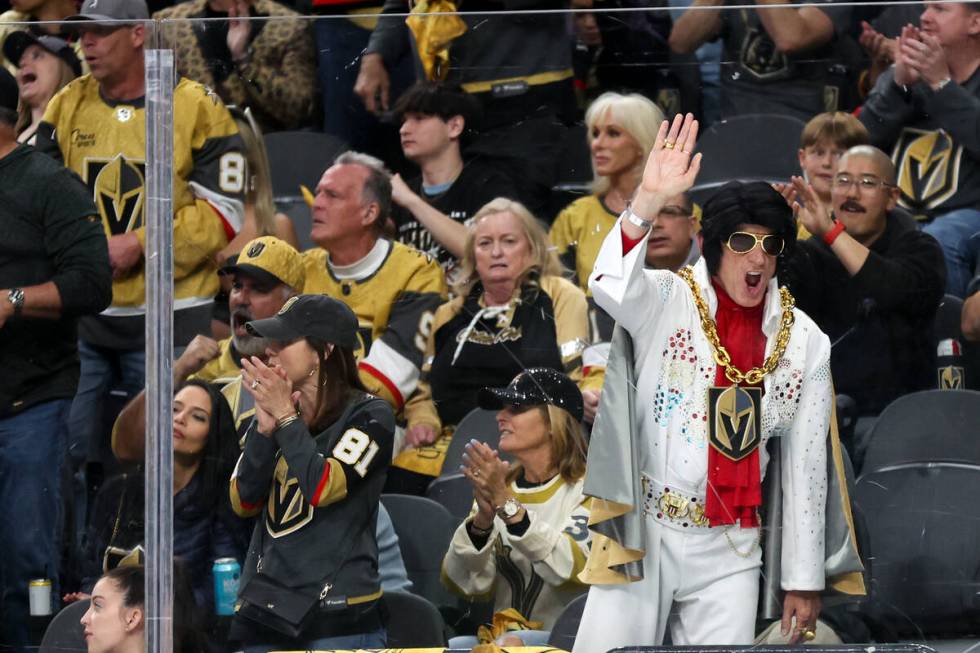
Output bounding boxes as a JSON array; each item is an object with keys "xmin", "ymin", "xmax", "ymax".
[
  {"xmin": 496, "ymin": 497, "xmax": 522, "ymax": 520},
  {"xmin": 624, "ymin": 203, "xmax": 653, "ymax": 230},
  {"xmin": 7, "ymin": 288, "xmax": 24, "ymax": 316}
]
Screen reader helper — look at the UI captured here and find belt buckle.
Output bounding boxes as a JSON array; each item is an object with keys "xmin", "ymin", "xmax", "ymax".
[{"xmin": 657, "ymin": 489, "xmax": 690, "ymax": 520}]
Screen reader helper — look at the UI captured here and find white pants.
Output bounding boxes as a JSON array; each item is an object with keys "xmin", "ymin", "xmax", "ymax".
[{"xmin": 573, "ymin": 517, "xmax": 762, "ymax": 652}]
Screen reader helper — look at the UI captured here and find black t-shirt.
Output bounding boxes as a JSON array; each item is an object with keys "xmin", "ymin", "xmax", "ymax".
[
  {"xmin": 392, "ymin": 158, "xmax": 518, "ymax": 271},
  {"xmin": 718, "ymin": 0, "xmax": 855, "ymax": 119}
]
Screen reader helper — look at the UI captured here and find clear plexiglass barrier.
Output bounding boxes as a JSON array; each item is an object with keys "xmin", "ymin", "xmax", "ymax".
[{"xmin": 0, "ymin": 2, "xmax": 978, "ymax": 652}]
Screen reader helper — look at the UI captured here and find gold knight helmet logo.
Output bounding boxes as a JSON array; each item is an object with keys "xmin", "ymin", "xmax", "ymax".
[
  {"xmin": 893, "ymin": 128, "xmax": 962, "ymax": 216},
  {"xmin": 265, "ymin": 458, "xmax": 314, "ymax": 538},
  {"xmin": 87, "ymin": 154, "xmax": 146, "ymax": 235},
  {"xmin": 708, "ymin": 386, "xmax": 762, "ymax": 461},
  {"xmin": 939, "ymin": 366, "xmax": 965, "ymax": 390}
]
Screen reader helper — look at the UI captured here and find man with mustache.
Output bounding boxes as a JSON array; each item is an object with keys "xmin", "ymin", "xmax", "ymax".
[
  {"xmin": 787, "ymin": 145, "xmax": 945, "ymax": 419},
  {"xmin": 112, "ymin": 235, "xmax": 304, "ymax": 462},
  {"xmin": 175, "ymin": 236, "xmax": 304, "ymax": 387}
]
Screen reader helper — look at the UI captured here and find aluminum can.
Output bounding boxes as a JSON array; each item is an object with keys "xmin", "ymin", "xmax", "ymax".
[
  {"xmin": 29, "ymin": 579, "xmax": 52, "ymax": 616},
  {"xmin": 213, "ymin": 558, "xmax": 240, "ymax": 616}
]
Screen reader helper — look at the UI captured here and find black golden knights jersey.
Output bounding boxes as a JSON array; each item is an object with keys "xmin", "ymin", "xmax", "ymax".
[
  {"xmin": 302, "ymin": 240, "xmax": 448, "ymax": 412},
  {"xmin": 36, "ymin": 75, "xmax": 246, "ymax": 315},
  {"xmin": 230, "ymin": 393, "xmax": 394, "ymax": 607}
]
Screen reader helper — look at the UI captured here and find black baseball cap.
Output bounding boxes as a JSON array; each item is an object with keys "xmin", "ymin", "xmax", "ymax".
[
  {"xmin": 3, "ymin": 32, "xmax": 82, "ymax": 77},
  {"xmin": 478, "ymin": 368, "xmax": 584, "ymax": 422},
  {"xmin": 246, "ymin": 294, "xmax": 359, "ymax": 349}
]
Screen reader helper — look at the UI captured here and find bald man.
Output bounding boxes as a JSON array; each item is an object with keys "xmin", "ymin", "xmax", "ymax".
[{"xmin": 784, "ymin": 145, "xmax": 946, "ymax": 418}]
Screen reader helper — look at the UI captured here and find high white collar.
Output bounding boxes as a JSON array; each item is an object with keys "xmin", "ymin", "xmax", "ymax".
[{"xmin": 328, "ymin": 239, "xmax": 391, "ymax": 281}]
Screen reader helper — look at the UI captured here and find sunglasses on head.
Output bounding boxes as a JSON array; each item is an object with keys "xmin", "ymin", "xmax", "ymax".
[{"xmin": 725, "ymin": 232, "xmax": 785, "ymax": 257}]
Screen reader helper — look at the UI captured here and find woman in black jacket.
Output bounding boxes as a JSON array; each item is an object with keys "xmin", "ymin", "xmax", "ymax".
[
  {"xmin": 74, "ymin": 380, "xmax": 245, "ymax": 611},
  {"xmin": 230, "ymin": 295, "xmax": 395, "ymax": 652}
]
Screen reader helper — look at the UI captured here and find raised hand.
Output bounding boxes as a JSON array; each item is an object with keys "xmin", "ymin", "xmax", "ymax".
[
  {"xmin": 901, "ymin": 30, "xmax": 951, "ymax": 89},
  {"xmin": 241, "ymin": 356, "xmax": 297, "ymax": 435},
  {"xmin": 894, "ymin": 24, "xmax": 922, "ymax": 87},
  {"xmin": 790, "ymin": 176, "xmax": 834, "ymax": 239},
  {"xmin": 632, "ymin": 113, "xmax": 702, "ymax": 221}
]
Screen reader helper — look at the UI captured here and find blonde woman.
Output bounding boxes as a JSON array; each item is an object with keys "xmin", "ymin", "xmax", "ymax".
[
  {"xmin": 387, "ymin": 198, "xmax": 599, "ymax": 495},
  {"xmin": 550, "ymin": 92, "xmax": 664, "ymax": 292},
  {"xmin": 444, "ymin": 368, "xmax": 591, "ymax": 646}
]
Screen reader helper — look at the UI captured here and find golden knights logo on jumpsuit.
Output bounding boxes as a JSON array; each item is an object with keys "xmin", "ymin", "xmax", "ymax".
[{"xmin": 708, "ymin": 385, "xmax": 762, "ymax": 461}]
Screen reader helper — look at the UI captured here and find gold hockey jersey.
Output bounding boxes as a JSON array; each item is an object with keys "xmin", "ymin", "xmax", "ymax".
[
  {"xmin": 303, "ymin": 240, "xmax": 448, "ymax": 410},
  {"xmin": 36, "ymin": 75, "xmax": 246, "ymax": 315}
]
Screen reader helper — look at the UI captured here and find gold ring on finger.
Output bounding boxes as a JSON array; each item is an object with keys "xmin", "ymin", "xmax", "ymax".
[
  {"xmin": 664, "ymin": 141, "xmax": 675, "ymax": 150},
  {"xmin": 801, "ymin": 628, "xmax": 816, "ymax": 641}
]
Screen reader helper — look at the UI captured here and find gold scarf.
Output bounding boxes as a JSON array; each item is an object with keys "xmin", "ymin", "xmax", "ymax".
[{"xmin": 406, "ymin": 0, "xmax": 468, "ymax": 80}]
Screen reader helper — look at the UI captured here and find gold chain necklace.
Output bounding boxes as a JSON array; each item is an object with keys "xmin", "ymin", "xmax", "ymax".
[{"xmin": 677, "ymin": 266, "xmax": 795, "ymax": 385}]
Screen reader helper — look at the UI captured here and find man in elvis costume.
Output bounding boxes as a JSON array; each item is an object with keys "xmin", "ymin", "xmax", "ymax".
[{"xmin": 573, "ymin": 114, "xmax": 864, "ymax": 652}]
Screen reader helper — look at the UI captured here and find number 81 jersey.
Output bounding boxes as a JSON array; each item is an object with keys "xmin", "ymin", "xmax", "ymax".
[{"xmin": 230, "ymin": 393, "xmax": 395, "ymax": 605}]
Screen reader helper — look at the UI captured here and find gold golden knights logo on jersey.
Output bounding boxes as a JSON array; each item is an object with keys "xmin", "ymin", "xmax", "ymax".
[
  {"xmin": 892, "ymin": 127, "xmax": 962, "ymax": 218},
  {"xmin": 265, "ymin": 457, "xmax": 314, "ymax": 538},
  {"xmin": 938, "ymin": 366, "xmax": 965, "ymax": 390},
  {"xmin": 708, "ymin": 386, "xmax": 762, "ymax": 461},
  {"xmin": 85, "ymin": 154, "xmax": 146, "ymax": 236}
]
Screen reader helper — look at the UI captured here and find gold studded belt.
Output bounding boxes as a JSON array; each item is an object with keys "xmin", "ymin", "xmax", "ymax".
[{"xmin": 641, "ymin": 474, "xmax": 710, "ymax": 530}]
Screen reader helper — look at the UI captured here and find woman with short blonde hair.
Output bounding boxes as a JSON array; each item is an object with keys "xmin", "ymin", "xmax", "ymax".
[{"xmin": 551, "ymin": 92, "xmax": 665, "ymax": 292}]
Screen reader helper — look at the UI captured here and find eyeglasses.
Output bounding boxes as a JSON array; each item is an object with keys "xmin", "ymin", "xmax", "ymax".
[
  {"xmin": 833, "ymin": 175, "xmax": 895, "ymax": 192},
  {"xmin": 726, "ymin": 232, "xmax": 785, "ymax": 257},
  {"xmin": 656, "ymin": 205, "xmax": 692, "ymax": 220}
]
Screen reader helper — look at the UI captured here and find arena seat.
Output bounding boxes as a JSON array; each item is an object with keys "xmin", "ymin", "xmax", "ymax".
[
  {"xmin": 382, "ymin": 590, "xmax": 449, "ymax": 647},
  {"xmin": 39, "ymin": 599, "xmax": 88, "ymax": 653},
  {"xmin": 546, "ymin": 592, "xmax": 588, "ymax": 650},
  {"xmin": 425, "ymin": 473, "xmax": 472, "ymax": 525},
  {"xmin": 854, "ymin": 464, "xmax": 980, "ymax": 640},
  {"xmin": 380, "ymin": 494, "xmax": 459, "ymax": 609},
  {"xmin": 688, "ymin": 113, "xmax": 806, "ymax": 205},
  {"xmin": 264, "ymin": 130, "xmax": 347, "ymax": 198},
  {"xmin": 441, "ymin": 408, "xmax": 502, "ymax": 478},
  {"xmin": 858, "ymin": 389, "xmax": 980, "ymax": 475}
]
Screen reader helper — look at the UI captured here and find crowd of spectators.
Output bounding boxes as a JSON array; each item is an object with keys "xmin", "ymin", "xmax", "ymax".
[{"xmin": 1, "ymin": 0, "xmax": 979, "ymax": 650}]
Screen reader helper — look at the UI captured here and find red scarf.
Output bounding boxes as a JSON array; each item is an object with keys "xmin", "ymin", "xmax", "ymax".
[{"xmin": 704, "ymin": 280, "xmax": 766, "ymax": 528}]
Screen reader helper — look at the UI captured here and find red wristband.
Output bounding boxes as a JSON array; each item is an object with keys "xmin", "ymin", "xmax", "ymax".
[{"xmin": 823, "ymin": 220, "xmax": 846, "ymax": 246}]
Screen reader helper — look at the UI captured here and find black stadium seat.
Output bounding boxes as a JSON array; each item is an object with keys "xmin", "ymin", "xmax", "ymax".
[
  {"xmin": 441, "ymin": 408, "xmax": 503, "ymax": 479},
  {"xmin": 854, "ymin": 464, "xmax": 980, "ymax": 639},
  {"xmin": 858, "ymin": 389, "xmax": 980, "ymax": 475},
  {"xmin": 380, "ymin": 494, "xmax": 458, "ymax": 609},
  {"xmin": 688, "ymin": 113, "xmax": 806, "ymax": 205},
  {"xmin": 39, "ymin": 599, "xmax": 88, "ymax": 653},
  {"xmin": 264, "ymin": 131, "xmax": 348, "ymax": 198},
  {"xmin": 382, "ymin": 590, "xmax": 448, "ymax": 648},
  {"xmin": 426, "ymin": 473, "xmax": 473, "ymax": 525}
]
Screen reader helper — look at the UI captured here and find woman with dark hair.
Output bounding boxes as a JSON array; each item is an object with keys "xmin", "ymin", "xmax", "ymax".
[
  {"xmin": 230, "ymin": 294, "xmax": 394, "ymax": 651},
  {"xmin": 73, "ymin": 379, "xmax": 245, "ymax": 610},
  {"xmin": 443, "ymin": 368, "xmax": 592, "ymax": 647},
  {"xmin": 82, "ymin": 565, "xmax": 145, "ymax": 653},
  {"xmin": 82, "ymin": 564, "xmax": 207, "ymax": 653}
]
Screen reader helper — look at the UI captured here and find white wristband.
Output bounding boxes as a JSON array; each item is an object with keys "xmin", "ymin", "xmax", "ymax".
[{"xmin": 624, "ymin": 204, "xmax": 652, "ymax": 231}]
